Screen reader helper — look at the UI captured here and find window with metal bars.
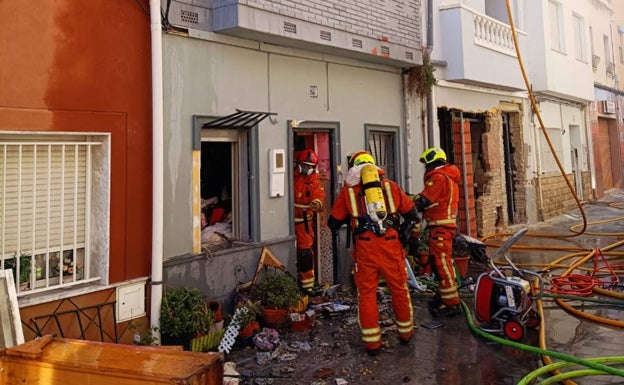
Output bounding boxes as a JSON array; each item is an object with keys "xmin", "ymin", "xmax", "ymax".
[
  {"xmin": 367, "ymin": 129, "xmax": 397, "ymax": 182},
  {"xmin": 0, "ymin": 133, "xmax": 109, "ymax": 295}
]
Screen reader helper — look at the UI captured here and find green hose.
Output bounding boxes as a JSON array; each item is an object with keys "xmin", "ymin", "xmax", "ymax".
[
  {"xmin": 516, "ymin": 356, "xmax": 624, "ymax": 384},
  {"xmin": 539, "ymin": 369, "xmax": 616, "ymax": 385},
  {"xmin": 460, "ymin": 301, "xmax": 624, "ymax": 380}
]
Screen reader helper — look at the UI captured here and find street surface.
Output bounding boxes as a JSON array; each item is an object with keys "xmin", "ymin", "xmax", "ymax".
[{"xmin": 226, "ymin": 189, "xmax": 624, "ymax": 385}]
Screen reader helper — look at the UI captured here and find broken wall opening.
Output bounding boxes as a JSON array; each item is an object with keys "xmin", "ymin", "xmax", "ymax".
[{"xmin": 438, "ymin": 104, "xmax": 525, "ymax": 238}]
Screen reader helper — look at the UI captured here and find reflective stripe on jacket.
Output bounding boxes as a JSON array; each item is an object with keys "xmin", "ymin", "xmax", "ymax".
[{"xmin": 419, "ymin": 164, "xmax": 460, "ymax": 227}]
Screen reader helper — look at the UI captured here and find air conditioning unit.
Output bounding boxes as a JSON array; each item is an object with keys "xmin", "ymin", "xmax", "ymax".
[{"xmin": 602, "ymin": 100, "xmax": 616, "ymax": 114}]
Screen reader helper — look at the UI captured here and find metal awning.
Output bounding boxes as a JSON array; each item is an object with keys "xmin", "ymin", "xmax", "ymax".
[{"xmin": 201, "ymin": 109, "xmax": 277, "ymax": 129}]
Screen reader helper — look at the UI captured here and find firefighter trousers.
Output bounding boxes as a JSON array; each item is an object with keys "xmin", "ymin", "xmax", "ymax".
[
  {"xmin": 296, "ymin": 247, "xmax": 315, "ymax": 290},
  {"xmin": 428, "ymin": 226, "xmax": 460, "ymax": 306},
  {"xmin": 353, "ymin": 232, "xmax": 414, "ymax": 350}
]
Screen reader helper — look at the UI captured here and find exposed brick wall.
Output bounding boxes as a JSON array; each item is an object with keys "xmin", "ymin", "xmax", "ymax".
[
  {"xmin": 470, "ymin": 108, "xmax": 526, "ymax": 238},
  {"xmin": 243, "ymin": 0, "xmax": 422, "ymax": 49},
  {"xmin": 536, "ymin": 174, "xmax": 582, "ymax": 220},
  {"xmin": 474, "ymin": 112, "xmax": 506, "ymax": 238},
  {"xmin": 507, "ymin": 111, "xmax": 527, "ymax": 223},
  {"xmin": 582, "ymin": 171, "xmax": 592, "ymax": 201}
]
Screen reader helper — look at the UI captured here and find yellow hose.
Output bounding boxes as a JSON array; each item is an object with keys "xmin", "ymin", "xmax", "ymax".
[{"xmin": 477, "ymin": 2, "xmax": 624, "ymax": 383}]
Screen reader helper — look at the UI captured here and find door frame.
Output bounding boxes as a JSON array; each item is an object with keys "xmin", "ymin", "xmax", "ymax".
[{"xmin": 288, "ymin": 120, "xmax": 341, "ymax": 283}]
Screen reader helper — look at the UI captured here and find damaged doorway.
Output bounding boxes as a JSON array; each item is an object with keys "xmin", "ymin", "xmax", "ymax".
[
  {"xmin": 439, "ymin": 107, "xmax": 524, "ymax": 237},
  {"xmin": 438, "ymin": 108, "xmax": 478, "ymax": 236},
  {"xmin": 289, "ymin": 121, "xmax": 338, "ymax": 285}
]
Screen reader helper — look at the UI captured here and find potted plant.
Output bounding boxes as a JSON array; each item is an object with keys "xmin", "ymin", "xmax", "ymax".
[
  {"xmin": 234, "ymin": 300, "xmax": 262, "ymax": 338},
  {"xmin": 4, "ymin": 252, "xmax": 31, "ymax": 290},
  {"xmin": 407, "ymin": 228, "xmax": 430, "ymax": 277},
  {"xmin": 128, "ymin": 321, "xmax": 159, "ymax": 346},
  {"xmin": 451, "ymin": 233, "xmax": 472, "ymax": 280},
  {"xmin": 160, "ymin": 287, "xmax": 216, "ymax": 350},
  {"xmin": 61, "ymin": 252, "xmax": 82, "ymax": 282},
  {"xmin": 253, "ymin": 271, "xmax": 302, "ymax": 328}
]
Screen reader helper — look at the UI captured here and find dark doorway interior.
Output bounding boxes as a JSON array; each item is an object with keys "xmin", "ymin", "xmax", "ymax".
[
  {"xmin": 502, "ymin": 113, "xmax": 516, "ymax": 224},
  {"xmin": 200, "ymin": 141, "xmax": 233, "ymax": 244},
  {"xmin": 201, "ymin": 142, "xmax": 231, "ymax": 202}
]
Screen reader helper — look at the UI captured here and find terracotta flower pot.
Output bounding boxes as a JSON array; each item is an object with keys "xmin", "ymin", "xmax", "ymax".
[
  {"xmin": 453, "ymin": 256, "xmax": 470, "ymax": 279},
  {"xmin": 261, "ymin": 307, "xmax": 288, "ymax": 329},
  {"xmin": 238, "ymin": 320, "xmax": 260, "ymax": 338},
  {"xmin": 208, "ymin": 301, "xmax": 222, "ymax": 322}
]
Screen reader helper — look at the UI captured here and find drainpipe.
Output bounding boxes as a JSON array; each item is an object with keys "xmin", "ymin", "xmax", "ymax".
[
  {"xmin": 402, "ymin": 72, "xmax": 413, "ymax": 190},
  {"xmin": 533, "ymin": 107, "xmax": 545, "ymax": 221},
  {"xmin": 426, "ymin": 0, "xmax": 434, "ymax": 148},
  {"xmin": 149, "ymin": 0, "xmax": 164, "ymax": 340}
]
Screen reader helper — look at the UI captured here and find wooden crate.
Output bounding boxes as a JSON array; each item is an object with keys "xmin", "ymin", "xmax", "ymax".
[{"xmin": 0, "ymin": 335, "xmax": 223, "ymax": 385}]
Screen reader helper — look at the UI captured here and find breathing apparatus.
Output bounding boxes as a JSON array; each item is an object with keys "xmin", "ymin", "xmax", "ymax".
[
  {"xmin": 351, "ymin": 151, "xmax": 388, "ymax": 235},
  {"xmin": 296, "ymin": 148, "xmax": 318, "ymax": 176},
  {"xmin": 361, "ymin": 164, "xmax": 387, "ymax": 234}
]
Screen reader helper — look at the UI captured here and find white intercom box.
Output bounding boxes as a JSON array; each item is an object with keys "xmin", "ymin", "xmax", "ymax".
[{"xmin": 269, "ymin": 148, "xmax": 286, "ymax": 197}]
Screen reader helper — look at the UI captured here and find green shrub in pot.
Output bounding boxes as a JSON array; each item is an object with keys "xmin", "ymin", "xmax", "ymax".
[
  {"xmin": 253, "ymin": 271, "xmax": 302, "ymax": 310},
  {"xmin": 160, "ymin": 287, "xmax": 215, "ymax": 342}
]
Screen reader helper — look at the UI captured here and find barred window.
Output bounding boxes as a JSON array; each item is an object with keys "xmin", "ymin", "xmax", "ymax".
[
  {"xmin": 367, "ymin": 128, "xmax": 397, "ymax": 182},
  {"xmin": 0, "ymin": 133, "xmax": 109, "ymax": 295}
]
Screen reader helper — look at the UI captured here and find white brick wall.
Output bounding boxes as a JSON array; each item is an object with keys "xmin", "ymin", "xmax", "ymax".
[
  {"xmin": 177, "ymin": 0, "xmax": 422, "ymax": 49},
  {"xmin": 242, "ymin": 0, "xmax": 422, "ymax": 49}
]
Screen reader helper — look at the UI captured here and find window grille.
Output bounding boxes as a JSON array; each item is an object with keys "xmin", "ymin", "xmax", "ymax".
[
  {"xmin": 0, "ymin": 139, "xmax": 101, "ymax": 294},
  {"xmin": 368, "ymin": 131, "xmax": 396, "ymax": 182}
]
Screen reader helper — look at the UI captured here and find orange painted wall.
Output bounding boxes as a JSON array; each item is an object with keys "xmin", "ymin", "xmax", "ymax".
[{"xmin": 0, "ymin": 0, "xmax": 152, "ymax": 282}]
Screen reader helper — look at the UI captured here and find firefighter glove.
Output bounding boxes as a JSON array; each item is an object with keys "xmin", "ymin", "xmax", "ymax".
[
  {"xmin": 399, "ymin": 220, "xmax": 416, "ymax": 246},
  {"xmin": 309, "ymin": 200, "xmax": 322, "ymax": 212},
  {"xmin": 403, "ymin": 207, "xmax": 421, "ymax": 223}
]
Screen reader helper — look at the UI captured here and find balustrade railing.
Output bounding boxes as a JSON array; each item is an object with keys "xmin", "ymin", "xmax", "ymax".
[{"xmin": 472, "ymin": 12, "xmax": 516, "ymax": 56}]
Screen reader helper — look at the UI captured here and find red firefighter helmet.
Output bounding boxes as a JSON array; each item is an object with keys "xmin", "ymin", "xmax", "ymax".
[{"xmin": 297, "ymin": 149, "xmax": 319, "ymax": 166}]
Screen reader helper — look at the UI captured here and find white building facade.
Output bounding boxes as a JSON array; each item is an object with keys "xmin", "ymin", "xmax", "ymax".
[
  {"xmin": 588, "ymin": 0, "xmax": 624, "ymax": 196},
  {"xmin": 160, "ymin": 0, "xmax": 426, "ymax": 302},
  {"xmin": 429, "ymin": 0, "xmax": 596, "ymax": 237}
]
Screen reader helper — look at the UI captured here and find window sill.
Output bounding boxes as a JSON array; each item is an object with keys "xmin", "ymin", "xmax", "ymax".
[{"xmin": 17, "ymin": 277, "xmax": 103, "ymax": 307}]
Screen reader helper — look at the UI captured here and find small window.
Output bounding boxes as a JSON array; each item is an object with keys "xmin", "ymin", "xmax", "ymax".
[
  {"xmin": 604, "ymin": 34, "xmax": 614, "ymax": 75},
  {"xmin": 548, "ymin": 0, "xmax": 565, "ymax": 53},
  {"xmin": 572, "ymin": 13, "xmax": 586, "ymax": 61},
  {"xmin": 366, "ymin": 127, "xmax": 398, "ymax": 182},
  {"xmin": 0, "ymin": 133, "xmax": 109, "ymax": 295}
]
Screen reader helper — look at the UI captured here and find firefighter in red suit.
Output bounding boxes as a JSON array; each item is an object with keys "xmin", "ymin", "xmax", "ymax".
[
  {"xmin": 412, "ymin": 147, "xmax": 462, "ymax": 317},
  {"xmin": 327, "ymin": 151, "xmax": 420, "ymax": 356},
  {"xmin": 294, "ymin": 149, "xmax": 325, "ymax": 292}
]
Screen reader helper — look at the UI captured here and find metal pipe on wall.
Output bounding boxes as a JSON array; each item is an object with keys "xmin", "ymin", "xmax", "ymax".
[
  {"xmin": 402, "ymin": 71, "xmax": 413, "ymax": 190},
  {"xmin": 150, "ymin": 0, "xmax": 164, "ymax": 342},
  {"xmin": 426, "ymin": 0, "xmax": 434, "ymax": 148}
]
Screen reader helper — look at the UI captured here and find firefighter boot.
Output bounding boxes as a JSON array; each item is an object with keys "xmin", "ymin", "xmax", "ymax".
[
  {"xmin": 366, "ymin": 347, "xmax": 381, "ymax": 356},
  {"xmin": 429, "ymin": 301, "xmax": 461, "ymax": 318},
  {"xmin": 427, "ymin": 294, "xmax": 442, "ymax": 313},
  {"xmin": 399, "ymin": 336, "xmax": 412, "ymax": 345}
]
